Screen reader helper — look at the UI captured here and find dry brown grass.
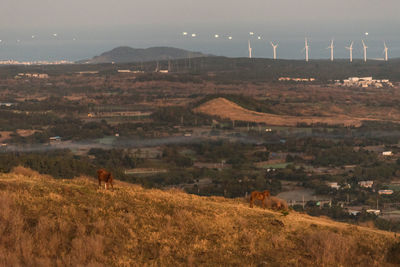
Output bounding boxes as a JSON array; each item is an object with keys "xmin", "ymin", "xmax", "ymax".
[
  {"xmin": 194, "ymin": 97, "xmax": 368, "ymax": 127},
  {"xmin": 0, "ymin": 170, "xmax": 398, "ymax": 266},
  {"xmin": 11, "ymin": 165, "xmax": 42, "ymax": 177},
  {"xmin": 16, "ymin": 129, "xmax": 40, "ymax": 137},
  {"xmin": 301, "ymin": 229, "xmax": 383, "ymax": 266},
  {"xmin": 0, "ymin": 131, "xmax": 12, "ymax": 142}
]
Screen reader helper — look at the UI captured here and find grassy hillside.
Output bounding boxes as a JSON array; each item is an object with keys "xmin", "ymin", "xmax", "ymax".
[
  {"xmin": 194, "ymin": 97, "xmax": 364, "ymax": 127},
  {"xmin": 0, "ymin": 167, "xmax": 399, "ymax": 266}
]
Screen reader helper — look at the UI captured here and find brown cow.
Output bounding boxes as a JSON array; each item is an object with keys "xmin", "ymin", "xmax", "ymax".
[
  {"xmin": 249, "ymin": 190, "xmax": 270, "ymax": 208},
  {"xmin": 97, "ymin": 169, "xmax": 114, "ymax": 190},
  {"xmin": 268, "ymin": 196, "xmax": 288, "ymax": 211}
]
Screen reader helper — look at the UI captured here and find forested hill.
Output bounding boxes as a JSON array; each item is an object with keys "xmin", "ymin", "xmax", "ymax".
[{"xmin": 79, "ymin": 46, "xmax": 207, "ymax": 64}]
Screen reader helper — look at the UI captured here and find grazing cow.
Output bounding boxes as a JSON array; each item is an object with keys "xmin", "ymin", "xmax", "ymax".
[
  {"xmin": 97, "ymin": 169, "xmax": 114, "ymax": 190},
  {"xmin": 249, "ymin": 190, "xmax": 270, "ymax": 208},
  {"xmin": 268, "ymin": 196, "xmax": 288, "ymax": 211}
]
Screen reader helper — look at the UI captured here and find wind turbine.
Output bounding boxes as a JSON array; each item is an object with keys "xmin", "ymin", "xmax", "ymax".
[
  {"xmin": 345, "ymin": 41, "xmax": 354, "ymax": 62},
  {"xmin": 327, "ymin": 39, "xmax": 334, "ymax": 61},
  {"xmin": 248, "ymin": 40, "xmax": 252, "ymax": 58},
  {"xmin": 303, "ymin": 38, "xmax": 310, "ymax": 62},
  {"xmin": 362, "ymin": 40, "xmax": 368, "ymax": 62},
  {"xmin": 384, "ymin": 42, "xmax": 388, "ymax": 61},
  {"xmin": 270, "ymin": 42, "xmax": 278, "ymax": 60}
]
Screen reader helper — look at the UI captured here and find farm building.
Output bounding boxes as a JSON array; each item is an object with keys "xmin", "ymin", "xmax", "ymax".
[
  {"xmin": 378, "ymin": 190, "xmax": 394, "ymax": 195},
  {"xmin": 358, "ymin": 181, "xmax": 374, "ymax": 188},
  {"xmin": 327, "ymin": 182, "xmax": 340, "ymax": 190},
  {"xmin": 338, "ymin": 77, "xmax": 393, "ymax": 88},
  {"xmin": 49, "ymin": 136, "xmax": 61, "ymax": 142}
]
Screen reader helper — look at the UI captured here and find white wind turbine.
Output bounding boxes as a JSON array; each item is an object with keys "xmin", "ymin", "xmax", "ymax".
[
  {"xmin": 345, "ymin": 41, "xmax": 354, "ymax": 62},
  {"xmin": 303, "ymin": 38, "xmax": 310, "ymax": 62},
  {"xmin": 327, "ymin": 39, "xmax": 334, "ymax": 61},
  {"xmin": 248, "ymin": 40, "xmax": 252, "ymax": 58},
  {"xmin": 270, "ymin": 42, "xmax": 278, "ymax": 60},
  {"xmin": 384, "ymin": 42, "xmax": 389, "ymax": 61},
  {"xmin": 362, "ymin": 40, "xmax": 368, "ymax": 62}
]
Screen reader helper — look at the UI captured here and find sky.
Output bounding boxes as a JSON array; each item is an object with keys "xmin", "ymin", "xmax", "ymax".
[{"xmin": 1, "ymin": 0, "xmax": 399, "ymax": 61}]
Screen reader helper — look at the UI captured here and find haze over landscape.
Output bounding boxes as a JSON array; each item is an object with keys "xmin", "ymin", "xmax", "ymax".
[{"xmin": 1, "ymin": 0, "xmax": 400, "ymax": 61}]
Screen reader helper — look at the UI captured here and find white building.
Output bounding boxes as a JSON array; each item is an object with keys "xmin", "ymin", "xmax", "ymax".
[
  {"xmin": 382, "ymin": 151, "xmax": 393, "ymax": 156},
  {"xmin": 117, "ymin": 70, "xmax": 132, "ymax": 73},
  {"xmin": 16, "ymin": 73, "xmax": 49, "ymax": 79},
  {"xmin": 339, "ymin": 77, "xmax": 393, "ymax": 88},
  {"xmin": 358, "ymin": 181, "xmax": 374, "ymax": 188},
  {"xmin": 366, "ymin": 209, "xmax": 381, "ymax": 215},
  {"xmin": 378, "ymin": 190, "xmax": 394, "ymax": 195},
  {"xmin": 49, "ymin": 136, "xmax": 61, "ymax": 142},
  {"xmin": 327, "ymin": 182, "xmax": 340, "ymax": 190},
  {"xmin": 279, "ymin": 77, "xmax": 315, "ymax": 82},
  {"xmin": 76, "ymin": 71, "xmax": 99, "ymax": 75},
  {"xmin": 349, "ymin": 210, "xmax": 360, "ymax": 216}
]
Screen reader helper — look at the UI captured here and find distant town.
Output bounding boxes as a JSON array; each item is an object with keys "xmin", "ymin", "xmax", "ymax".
[{"xmin": 0, "ymin": 60, "xmax": 72, "ymax": 65}]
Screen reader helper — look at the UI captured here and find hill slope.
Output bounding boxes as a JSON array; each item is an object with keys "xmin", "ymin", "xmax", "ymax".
[
  {"xmin": 80, "ymin": 46, "xmax": 207, "ymax": 64},
  {"xmin": 194, "ymin": 97, "xmax": 369, "ymax": 127},
  {"xmin": 0, "ymin": 168, "xmax": 398, "ymax": 266}
]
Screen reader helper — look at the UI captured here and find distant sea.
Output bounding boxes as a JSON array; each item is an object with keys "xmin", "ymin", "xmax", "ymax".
[{"xmin": 1, "ymin": 27, "xmax": 399, "ymax": 62}]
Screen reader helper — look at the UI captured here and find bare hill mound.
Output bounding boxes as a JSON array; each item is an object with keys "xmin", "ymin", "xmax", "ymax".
[
  {"xmin": 194, "ymin": 97, "xmax": 365, "ymax": 127},
  {"xmin": 0, "ymin": 169, "xmax": 398, "ymax": 266}
]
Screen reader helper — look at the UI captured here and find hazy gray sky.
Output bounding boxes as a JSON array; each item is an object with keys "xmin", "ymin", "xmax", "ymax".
[
  {"xmin": 1, "ymin": 0, "xmax": 399, "ymax": 61},
  {"xmin": 1, "ymin": 0, "xmax": 399, "ymax": 29}
]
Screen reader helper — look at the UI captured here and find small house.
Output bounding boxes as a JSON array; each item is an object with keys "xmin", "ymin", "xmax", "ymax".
[
  {"xmin": 49, "ymin": 136, "xmax": 61, "ymax": 142},
  {"xmin": 358, "ymin": 181, "xmax": 374, "ymax": 188},
  {"xmin": 366, "ymin": 209, "xmax": 381, "ymax": 216},
  {"xmin": 327, "ymin": 182, "xmax": 340, "ymax": 190},
  {"xmin": 382, "ymin": 151, "xmax": 393, "ymax": 156},
  {"xmin": 378, "ymin": 190, "xmax": 394, "ymax": 195},
  {"xmin": 348, "ymin": 210, "xmax": 360, "ymax": 216}
]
